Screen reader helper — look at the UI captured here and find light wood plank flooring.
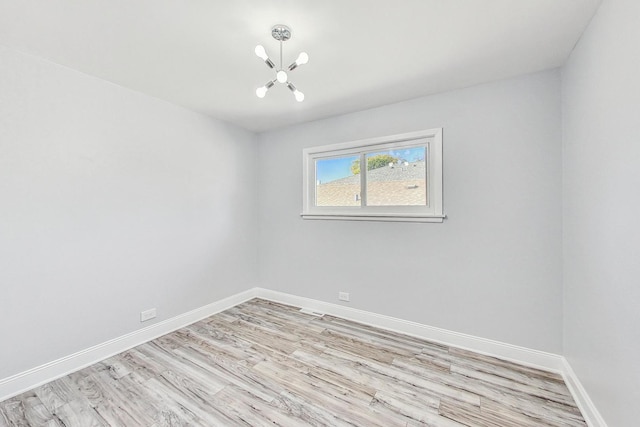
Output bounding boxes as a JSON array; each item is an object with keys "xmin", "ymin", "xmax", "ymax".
[{"xmin": 0, "ymin": 298, "xmax": 586, "ymax": 426}]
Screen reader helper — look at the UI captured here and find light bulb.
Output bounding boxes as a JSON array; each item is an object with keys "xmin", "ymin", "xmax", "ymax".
[
  {"xmin": 276, "ymin": 70, "xmax": 288, "ymax": 83},
  {"xmin": 296, "ymin": 52, "xmax": 309, "ymax": 65},
  {"xmin": 294, "ymin": 90, "xmax": 305, "ymax": 102},
  {"xmin": 254, "ymin": 45, "xmax": 268, "ymax": 61},
  {"xmin": 256, "ymin": 86, "xmax": 268, "ymax": 98}
]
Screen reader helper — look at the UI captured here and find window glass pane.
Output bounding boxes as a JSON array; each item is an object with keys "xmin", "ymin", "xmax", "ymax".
[
  {"xmin": 315, "ymin": 155, "xmax": 361, "ymax": 206},
  {"xmin": 365, "ymin": 146, "xmax": 427, "ymax": 206}
]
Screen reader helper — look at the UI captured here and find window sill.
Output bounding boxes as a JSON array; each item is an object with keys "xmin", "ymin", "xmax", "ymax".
[{"xmin": 300, "ymin": 213, "xmax": 445, "ymax": 223}]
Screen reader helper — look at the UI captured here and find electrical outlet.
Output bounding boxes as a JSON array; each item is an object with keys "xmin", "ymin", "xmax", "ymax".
[
  {"xmin": 338, "ymin": 292, "xmax": 350, "ymax": 302},
  {"xmin": 140, "ymin": 308, "xmax": 156, "ymax": 322}
]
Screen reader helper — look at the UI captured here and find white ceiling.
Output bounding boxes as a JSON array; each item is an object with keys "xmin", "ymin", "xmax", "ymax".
[{"xmin": 0, "ymin": 0, "xmax": 601, "ymax": 132}]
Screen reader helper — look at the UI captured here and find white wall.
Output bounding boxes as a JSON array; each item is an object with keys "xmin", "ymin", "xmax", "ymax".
[
  {"xmin": 258, "ymin": 70, "xmax": 563, "ymax": 353},
  {"xmin": 0, "ymin": 46, "xmax": 258, "ymax": 380},
  {"xmin": 562, "ymin": 0, "xmax": 640, "ymax": 424}
]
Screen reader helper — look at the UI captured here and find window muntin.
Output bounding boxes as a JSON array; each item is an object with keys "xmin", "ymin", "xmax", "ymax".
[{"xmin": 302, "ymin": 129, "xmax": 443, "ymax": 223}]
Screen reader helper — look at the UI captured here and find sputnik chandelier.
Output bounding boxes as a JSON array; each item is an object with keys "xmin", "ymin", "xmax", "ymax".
[{"xmin": 255, "ymin": 25, "xmax": 309, "ymax": 102}]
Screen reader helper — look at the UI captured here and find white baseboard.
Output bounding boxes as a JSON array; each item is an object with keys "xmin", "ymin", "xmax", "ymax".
[
  {"xmin": 0, "ymin": 286, "xmax": 607, "ymax": 427},
  {"xmin": 561, "ymin": 358, "xmax": 609, "ymax": 427},
  {"xmin": 0, "ymin": 288, "xmax": 258, "ymax": 402}
]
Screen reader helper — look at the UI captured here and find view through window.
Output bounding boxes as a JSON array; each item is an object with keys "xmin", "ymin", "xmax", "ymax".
[
  {"xmin": 315, "ymin": 147, "xmax": 427, "ymax": 207},
  {"xmin": 315, "ymin": 155, "xmax": 360, "ymax": 207},
  {"xmin": 365, "ymin": 146, "xmax": 426, "ymax": 206}
]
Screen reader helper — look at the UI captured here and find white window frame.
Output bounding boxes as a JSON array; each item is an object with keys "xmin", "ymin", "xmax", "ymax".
[{"xmin": 301, "ymin": 128, "xmax": 444, "ymax": 223}]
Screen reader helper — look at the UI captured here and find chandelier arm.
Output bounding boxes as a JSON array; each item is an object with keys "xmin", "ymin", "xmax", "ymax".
[
  {"xmin": 256, "ymin": 79, "xmax": 277, "ymax": 98},
  {"xmin": 286, "ymin": 81, "xmax": 304, "ymax": 102},
  {"xmin": 264, "ymin": 58, "xmax": 275, "ymax": 69},
  {"xmin": 255, "ymin": 45, "xmax": 275, "ymax": 69},
  {"xmin": 288, "ymin": 61, "xmax": 299, "ymax": 72},
  {"xmin": 287, "ymin": 52, "xmax": 309, "ymax": 71}
]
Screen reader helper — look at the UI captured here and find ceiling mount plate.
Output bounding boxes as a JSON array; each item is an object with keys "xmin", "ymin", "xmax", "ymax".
[{"xmin": 271, "ymin": 25, "xmax": 291, "ymax": 42}]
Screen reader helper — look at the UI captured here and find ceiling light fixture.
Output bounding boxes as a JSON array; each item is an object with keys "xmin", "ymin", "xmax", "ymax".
[{"xmin": 255, "ymin": 25, "xmax": 308, "ymax": 102}]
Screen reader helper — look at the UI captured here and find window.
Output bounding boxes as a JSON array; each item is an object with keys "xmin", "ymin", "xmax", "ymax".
[{"xmin": 302, "ymin": 128, "xmax": 444, "ymax": 222}]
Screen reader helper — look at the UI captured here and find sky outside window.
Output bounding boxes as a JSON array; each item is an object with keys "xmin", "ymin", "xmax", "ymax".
[
  {"xmin": 316, "ymin": 146, "xmax": 425, "ymax": 184},
  {"xmin": 316, "ymin": 156, "xmax": 358, "ymax": 184}
]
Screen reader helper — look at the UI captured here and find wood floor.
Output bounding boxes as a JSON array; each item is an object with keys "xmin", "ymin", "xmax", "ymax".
[{"xmin": 1, "ymin": 298, "xmax": 586, "ymax": 426}]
